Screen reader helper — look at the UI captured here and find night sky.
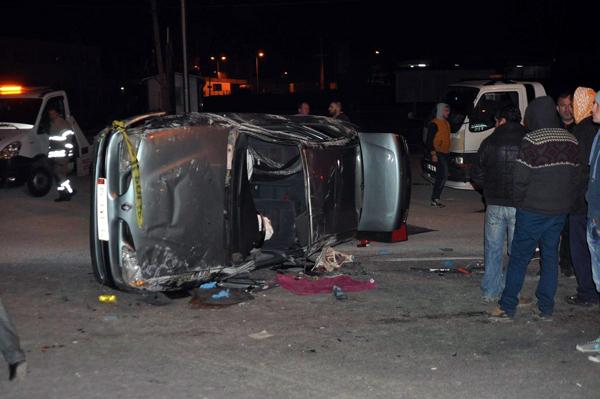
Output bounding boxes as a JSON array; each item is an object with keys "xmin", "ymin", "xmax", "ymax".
[{"xmin": 1, "ymin": 0, "xmax": 599, "ymax": 88}]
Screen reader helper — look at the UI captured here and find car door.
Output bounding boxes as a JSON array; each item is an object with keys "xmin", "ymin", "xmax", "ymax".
[
  {"xmin": 357, "ymin": 133, "xmax": 411, "ymax": 240},
  {"xmin": 91, "ymin": 114, "xmax": 233, "ymax": 291}
]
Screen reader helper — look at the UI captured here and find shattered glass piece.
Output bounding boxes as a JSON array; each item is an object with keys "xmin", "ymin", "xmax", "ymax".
[{"xmin": 312, "ymin": 246, "xmax": 354, "ymax": 272}]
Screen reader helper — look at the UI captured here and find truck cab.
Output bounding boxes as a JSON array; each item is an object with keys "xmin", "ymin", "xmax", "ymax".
[
  {"xmin": 0, "ymin": 85, "xmax": 92, "ymax": 196},
  {"xmin": 422, "ymin": 80, "xmax": 546, "ymax": 189}
]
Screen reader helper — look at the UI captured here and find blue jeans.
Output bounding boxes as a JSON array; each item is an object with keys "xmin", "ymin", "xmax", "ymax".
[
  {"xmin": 586, "ymin": 218, "xmax": 600, "ymax": 293},
  {"xmin": 481, "ymin": 205, "xmax": 516, "ymax": 300},
  {"xmin": 499, "ymin": 209, "xmax": 566, "ymax": 317}
]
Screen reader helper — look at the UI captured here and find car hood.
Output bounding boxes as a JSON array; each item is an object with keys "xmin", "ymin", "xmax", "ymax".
[{"xmin": 0, "ymin": 128, "xmax": 30, "ymax": 148}]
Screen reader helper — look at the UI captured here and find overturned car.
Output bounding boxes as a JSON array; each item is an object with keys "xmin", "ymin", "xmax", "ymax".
[{"xmin": 90, "ymin": 113, "xmax": 410, "ymax": 292}]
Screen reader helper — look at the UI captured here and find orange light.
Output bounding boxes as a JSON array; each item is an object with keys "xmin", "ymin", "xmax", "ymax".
[{"xmin": 0, "ymin": 85, "xmax": 23, "ymax": 95}]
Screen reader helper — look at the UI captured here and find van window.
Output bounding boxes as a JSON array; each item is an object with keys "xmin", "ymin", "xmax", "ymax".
[
  {"xmin": 524, "ymin": 84, "xmax": 535, "ymax": 103},
  {"xmin": 39, "ymin": 97, "xmax": 66, "ymax": 135},
  {"xmin": 444, "ymin": 87, "xmax": 479, "ymax": 133},
  {"xmin": 0, "ymin": 98, "xmax": 42, "ymax": 125},
  {"xmin": 469, "ymin": 91, "xmax": 519, "ymax": 132}
]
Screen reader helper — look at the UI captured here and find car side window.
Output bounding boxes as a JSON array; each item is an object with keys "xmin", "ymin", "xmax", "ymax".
[
  {"xmin": 469, "ymin": 91, "xmax": 519, "ymax": 132},
  {"xmin": 39, "ymin": 97, "xmax": 66, "ymax": 135}
]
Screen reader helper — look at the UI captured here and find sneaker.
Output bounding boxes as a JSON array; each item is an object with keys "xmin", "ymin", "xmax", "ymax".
[
  {"xmin": 482, "ymin": 296, "xmax": 499, "ymax": 304},
  {"xmin": 430, "ymin": 199, "xmax": 445, "ymax": 208},
  {"xmin": 518, "ymin": 296, "xmax": 533, "ymax": 307},
  {"xmin": 532, "ymin": 311, "xmax": 553, "ymax": 322},
  {"xmin": 576, "ymin": 336, "xmax": 600, "ymax": 353},
  {"xmin": 488, "ymin": 306, "xmax": 513, "ymax": 322},
  {"xmin": 588, "ymin": 354, "xmax": 600, "ymax": 363},
  {"xmin": 565, "ymin": 294, "xmax": 599, "ymax": 307},
  {"xmin": 8, "ymin": 361, "xmax": 27, "ymax": 381}
]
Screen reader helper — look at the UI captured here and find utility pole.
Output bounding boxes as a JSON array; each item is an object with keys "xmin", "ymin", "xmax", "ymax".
[
  {"xmin": 319, "ymin": 37, "xmax": 325, "ymax": 91},
  {"xmin": 150, "ymin": 0, "xmax": 170, "ymax": 111},
  {"xmin": 181, "ymin": 0, "xmax": 190, "ymax": 113}
]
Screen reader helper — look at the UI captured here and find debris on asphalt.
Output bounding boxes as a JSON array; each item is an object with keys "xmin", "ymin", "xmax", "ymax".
[
  {"xmin": 199, "ymin": 281, "xmax": 217, "ymax": 289},
  {"xmin": 189, "ymin": 286, "xmax": 254, "ymax": 308},
  {"xmin": 312, "ymin": 246, "xmax": 354, "ymax": 272},
  {"xmin": 377, "ymin": 248, "xmax": 391, "ymax": 256},
  {"xmin": 357, "ymin": 239, "xmax": 370, "ymax": 247},
  {"xmin": 98, "ymin": 294, "xmax": 117, "ymax": 303},
  {"xmin": 332, "ymin": 285, "xmax": 348, "ymax": 300},
  {"xmin": 249, "ymin": 330, "xmax": 273, "ymax": 340},
  {"xmin": 276, "ymin": 274, "xmax": 377, "ymax": 296}
]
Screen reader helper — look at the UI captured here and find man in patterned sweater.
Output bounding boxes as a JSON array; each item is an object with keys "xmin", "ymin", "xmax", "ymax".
[{"xmin": 490, "ymin": 96, "xmax": 580, "ymax": 321}]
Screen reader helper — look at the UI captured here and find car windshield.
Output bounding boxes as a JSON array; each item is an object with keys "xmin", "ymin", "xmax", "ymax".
[
  {"xmin": 0, "ymin": 98, "xmax": 42, "ymax": 125},
  {"xmin": 444, "ymin": 86, "xmax": 479, "ymax": 133}
]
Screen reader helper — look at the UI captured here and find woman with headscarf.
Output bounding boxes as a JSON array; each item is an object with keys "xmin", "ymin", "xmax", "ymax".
[
  {"xmin": 426, "ymin": 103, "xmax": 451, "ymax": 208},
  {"xmin": 566, "ymin": 87, "xmax": 600, "ymax": 307}
]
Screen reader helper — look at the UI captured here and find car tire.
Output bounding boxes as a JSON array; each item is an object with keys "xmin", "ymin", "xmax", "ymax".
[{"xmin": 27, "ymin": 166, "xmax": 53, "ymax": 197}]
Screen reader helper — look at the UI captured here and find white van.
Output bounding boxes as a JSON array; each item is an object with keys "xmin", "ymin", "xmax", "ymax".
[
  {"xmin": 0, "ymin": 85, "xmax": 91, "ymax": 196},
  {"xmin": 422, "ymin": 79, "xmax": 546, "ymax": 189}
]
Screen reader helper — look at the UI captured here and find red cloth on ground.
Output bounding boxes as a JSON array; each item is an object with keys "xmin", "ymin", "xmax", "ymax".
[{"xmin": 275, "ymin": 274, "xmax": 377, "ymax": 296}]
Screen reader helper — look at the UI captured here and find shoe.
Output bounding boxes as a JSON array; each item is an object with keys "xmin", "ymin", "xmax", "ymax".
[
  {"xmin": 518, "ymin": 296, "xmax": 533, "ymax": 307},
  {"xmin": 561, "ymin": 268, "xmax": 574, "ymax": 278},
  {"xmin": 576, "ymin": 336, "xmax": 600, "ymax": 353},
  {"xmin": 8, "ymin": 361, "xmax": 27, "ymax": 381},
  {"xmin": 588, "ymin": 354, "xmax": 600, "ymax": 363},
  {"xmin": 565, "ymin": 294, "xmax": 599, "ymax": 307},
  {"xmin": 482, "ymin": 296, "xmax": 499, "ymax": 304},
  {"xmin": 488, "ymin": 306, "xmax": 513, "ymax": 322},
  {"xmin": 430, "ymin": 199, "xmax": 445, "ymax": 208},
  {"xmin": 532, "ymin": 311, "xmax": 553, "ymax": 322}
]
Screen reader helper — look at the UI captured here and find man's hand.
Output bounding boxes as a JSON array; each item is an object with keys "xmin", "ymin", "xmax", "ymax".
[{"xmin": 431, "ymin": 152, "xmax": 438, "ymax": 163}]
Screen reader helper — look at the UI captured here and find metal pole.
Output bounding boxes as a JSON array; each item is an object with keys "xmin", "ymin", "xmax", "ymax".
[
  {"xmin": 180, "ymin": 0, "xmax": 190, "ymax": 113},
  {"xmin": 255, "ymin": 56, "xmax": 259, "ymax": 94}
]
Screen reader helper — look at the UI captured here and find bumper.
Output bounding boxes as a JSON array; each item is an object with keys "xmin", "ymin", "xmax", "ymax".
[
  {"xmin": 421, "ymin": 152, "xmax": 478, "ymax": 191},
  {"xmin": 0, "ymin": 156, "xmax": 33, "ymax": 186}
]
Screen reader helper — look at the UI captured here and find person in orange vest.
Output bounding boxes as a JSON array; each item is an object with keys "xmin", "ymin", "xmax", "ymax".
[{"xmin": 426, "ymin": 103, "xmax": 451, "ymax": 207}]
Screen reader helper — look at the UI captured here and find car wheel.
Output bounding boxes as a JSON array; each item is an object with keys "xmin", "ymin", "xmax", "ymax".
[{"xmin": 27, "ymin": 166, "xmax": 53, "ymax": 197}]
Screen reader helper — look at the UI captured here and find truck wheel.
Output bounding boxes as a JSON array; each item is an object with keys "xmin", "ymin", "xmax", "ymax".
[{"xmin": 27, "ymin": 167, "xmax": 53, "ymax": 197}]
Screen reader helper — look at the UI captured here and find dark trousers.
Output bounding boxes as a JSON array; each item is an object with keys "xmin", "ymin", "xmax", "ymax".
[
  {"xmin": 499, "ymin": 209, "xmax": 566, "ymax": 317},
  {"xmin": 559, "ymin": 217, "xmax": 573, "ymax": 274},
  {"xmin": 569, "ymin": 213, "xmax": 600, "ymax": 302},
  {"xmin": 431, "ymin": 153, "xmax": 448, "ymax": 201}
]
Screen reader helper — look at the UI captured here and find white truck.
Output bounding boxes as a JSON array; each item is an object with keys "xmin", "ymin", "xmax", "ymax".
[
  {"xmin": 422, "ymin": 79, "xmax": 547, "ymax": 189},
  {"xmin": 0, "ymin": 85, "xmax": 92, "ymax": 196}
]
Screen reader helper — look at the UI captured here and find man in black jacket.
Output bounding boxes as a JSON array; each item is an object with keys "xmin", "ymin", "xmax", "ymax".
[
  {"xmin": 472, "ymin": 106, "xmax": 525, "ymax": 302},
  {"xmin": 490, "ymin": 96, "xmax": 580, "ymax": 321}
]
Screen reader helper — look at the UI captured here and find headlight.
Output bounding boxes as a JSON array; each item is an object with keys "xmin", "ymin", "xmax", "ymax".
[
  {"xmin": 121, "ymin": 243, "xmax": 144, "ymax": 287},
  {"xmin": 453, "ymin": 156, "xmax": 464, "ymax": 164},
  {"xmin": 0, "ymin": 141, "xmax": 21, "ymax": 160}
]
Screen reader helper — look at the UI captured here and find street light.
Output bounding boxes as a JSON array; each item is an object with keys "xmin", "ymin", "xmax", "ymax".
[
  {"xmin": 255, "ymin": 51, "xmax": 265, "ymax": 94},
  {"xmin": 210, "ymin": 55, "xmax": 227, "ymax": 79}
]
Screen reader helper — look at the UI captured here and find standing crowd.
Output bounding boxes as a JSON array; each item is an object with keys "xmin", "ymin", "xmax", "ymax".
[{"xmin": 426, "ymin": 88, "xmax": 600, "ymax": 363}]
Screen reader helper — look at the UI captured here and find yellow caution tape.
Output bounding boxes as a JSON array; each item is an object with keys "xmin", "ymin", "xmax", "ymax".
[{"xmin": 112, "ymin": 120, "xmax": 143, "ymax": 228}]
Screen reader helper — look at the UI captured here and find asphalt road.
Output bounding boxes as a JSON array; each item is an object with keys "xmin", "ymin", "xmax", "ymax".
[{"xmin": 1, "ymin": 163, "xmax": 599, "ymax": 399}]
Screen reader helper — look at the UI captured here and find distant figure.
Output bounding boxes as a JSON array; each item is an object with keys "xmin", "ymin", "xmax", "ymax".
[
  {"xmin": 328, "ymin": 101, "xmax": 350, "ymax": 122},
  {"xmin": 0, "ymin": 298, "xmax": 27, "ymax": 381},
  {"xmin": 297, "ymin": 102, "xmax": 310, "ymax": 115},
  {"xmin": 426, "ymin": 103, "xmax": 451, "ymax": 208},
  {"xmin": 47, "ymin": 105, "xmax": 77, "ymax": 202},
  {"xmin": 557, "ymin": 92, "xmax": 575, "ymax": 132}
]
